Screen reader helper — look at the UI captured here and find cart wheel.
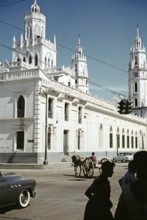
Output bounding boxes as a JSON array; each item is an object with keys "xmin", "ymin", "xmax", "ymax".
[
  {"xmin": 83, "ymin": 158, "xmax": 94, "ymax": 178},
  {"xmin": 99, "ymin": 158, "xmax": 108, "ymax": 164}
]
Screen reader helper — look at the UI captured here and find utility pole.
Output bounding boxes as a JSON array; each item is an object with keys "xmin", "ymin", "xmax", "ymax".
[
  {"xmin": 39, "ymin": 88, "xmax": 48, "ymax": 165},
  {"xmin": 44, "ymin": 92, "xmax": 48, "ymax": 165}
]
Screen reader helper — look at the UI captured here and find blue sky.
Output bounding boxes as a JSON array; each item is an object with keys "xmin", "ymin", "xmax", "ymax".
[{"xmin": 0, "ymin": 0, "xmax": 147, "ymax": 100}]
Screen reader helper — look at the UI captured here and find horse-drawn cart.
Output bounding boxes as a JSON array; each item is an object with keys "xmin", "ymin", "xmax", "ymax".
[
  {"xmin": 83, "ymin": 157, "xmax": 94, "ymax": 177},
  {"xmin": 71, "ymin": 155, "xmax": 94, "ymax": 178}
]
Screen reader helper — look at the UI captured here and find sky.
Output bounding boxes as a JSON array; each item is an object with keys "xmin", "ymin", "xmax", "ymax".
[{"xmin": 0, "ymin": 0, "xmax": 147, "ymax": 101}]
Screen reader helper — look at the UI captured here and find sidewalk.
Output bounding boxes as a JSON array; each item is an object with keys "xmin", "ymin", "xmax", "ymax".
[{"xmin": 0, "ymin": 162, "xmax": 73, "ymax": 170}]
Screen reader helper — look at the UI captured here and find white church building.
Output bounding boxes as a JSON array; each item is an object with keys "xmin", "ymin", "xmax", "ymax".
[{"xmin": 0, "ymin": 1, "xmax": 146, "ymax": 164}]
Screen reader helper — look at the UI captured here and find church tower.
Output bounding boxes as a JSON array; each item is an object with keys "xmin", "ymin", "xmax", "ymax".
[
  {"xmin": 24, "ymin": 0, "xmax": 46, "ymax": 40},
  {"xmin": 71, "ymin": 37, "xmax": 89, "ymax": 94},
  {"xmin": 128, "ymin": 27, "xmax": 147, "ymax": 118},
  {"xmin": 11, "ymin": 0, "xmax": 56, "ymax": 70}
]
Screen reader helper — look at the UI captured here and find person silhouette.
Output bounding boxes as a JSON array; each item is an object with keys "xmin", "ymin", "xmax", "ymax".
[
  {"xmin": 114, "ymin": 151, "xmax": 147, "ymax": 220},
  {"xmin": 84, "ymin": 160, "xmax": 115, "ymax": 220},
  {"xmin": 90, "ymin": 152, "xmax": 97, "ymax": 168},
  {"xmin": 119, "ymin": 160, "xmax": 136, "ymax": 190}
]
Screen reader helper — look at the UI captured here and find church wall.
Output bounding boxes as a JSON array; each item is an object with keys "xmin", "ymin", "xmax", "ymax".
[{"xmin": 0, "ymin": 70, "xmax": 146, "ymax": 164}]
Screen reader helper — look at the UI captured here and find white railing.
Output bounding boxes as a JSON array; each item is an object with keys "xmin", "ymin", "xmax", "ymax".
[{"xmin": 0, "ymin": 69, "xmax": 39, "ymax": 80}]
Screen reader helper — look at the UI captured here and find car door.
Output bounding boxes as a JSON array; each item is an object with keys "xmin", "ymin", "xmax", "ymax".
[{"xmin": 0, "ymin": 178, "xmax": 9, "ymax": 207}]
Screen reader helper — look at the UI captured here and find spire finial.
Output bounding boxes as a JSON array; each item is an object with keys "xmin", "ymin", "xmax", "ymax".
[
  {"xmin": 137, "ymin": 24, "xmax": 139, "ymax": 36},
  {"xmin": 31, "ymin": 0, "xmax": 40, "ymax": 13},
  {"xmin": 78, "ymin": 34, "xmax": 80, "ymax": 46}
]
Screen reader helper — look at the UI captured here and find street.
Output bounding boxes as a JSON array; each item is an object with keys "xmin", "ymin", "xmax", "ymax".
[{"xmin": 0, "ymin": 163, "xmax": 127, "ymax": 220}]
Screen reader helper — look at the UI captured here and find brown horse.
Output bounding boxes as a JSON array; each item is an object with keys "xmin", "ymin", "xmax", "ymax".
[{"xmin": 71, "ymin": 155, "xmax": 85, "ymax": 176}]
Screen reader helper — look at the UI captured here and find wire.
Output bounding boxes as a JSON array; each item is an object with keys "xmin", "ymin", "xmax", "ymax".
[
  {"xmin": 0, "ymin": 0, "xmax": 26, "ymax": 8},
  {"xmin": 0, "ymin": 19, "xmax": 128, "ymax": 74},
  {"xmin": 0, "ymin": 43, "xmax": 12, "ymax": 51},
  {"xmin": 89, "ymin": 80, "xmax": 126, "ymax": 97},
  {"xmin": 0, "ymin": 18, "xmax": 127, "ymax": 98},
  {"xmin": 0, "ymin": 41, "xmax": 127, "ymax": 98},
  {"xmin": 0, "ymin": 19, "xmax": 23, "ymax": 32},
  {"xmin": 57, "ymin": 43, "xmax": 127, "ymax": 73}
]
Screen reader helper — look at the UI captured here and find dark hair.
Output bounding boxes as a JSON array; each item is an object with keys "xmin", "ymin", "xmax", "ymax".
[
  {"xmin": 92, "ymin": 152, "xmax": 95, "ymax": 155},
  {"xmin": 133, "ymin": 151, "xmax": 147, "ymax": 179},
  {"xmin": 128, "ymin": 160, "xmax": 135, "ymax": 173},
  {"xmin": 101, "ymin": 161, "xmax": 115, "ymax": 172}
]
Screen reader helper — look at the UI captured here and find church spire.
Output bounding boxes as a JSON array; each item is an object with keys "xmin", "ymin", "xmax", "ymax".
[
  {"xmin": 77, "ymin": 35, "xmax": 81, "ymax": 47},
  {"xmin": 128, "ymin": 26, "xmax": 147, "ymax": 118},
  {"xmin": 75, "ymin": 36, "xmax": 84, "ymax": 59},
  {"xmin": 134, "ymin": 25, "xmax": 143, "ymax": 50},
  {"xmin": 31, "ymin": 0, "xmax": 40, "ymax": 13},
  {"xmin": 71, "ymin": 37, "xmax": 89, "ymax": 94},
  {"xmin": 136, "ymin": 24, "xmax": 139, "ymax": 36}
]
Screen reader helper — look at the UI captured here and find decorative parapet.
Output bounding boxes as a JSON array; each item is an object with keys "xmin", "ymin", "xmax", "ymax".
[{"xmin": 0, "ymin": 69, "xmax": 39, "ymax": 80}]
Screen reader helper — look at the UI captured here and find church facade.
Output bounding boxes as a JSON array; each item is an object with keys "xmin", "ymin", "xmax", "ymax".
[{"xmin": 0, "ymin": 1, "xmax": 146, "ymax": 164}]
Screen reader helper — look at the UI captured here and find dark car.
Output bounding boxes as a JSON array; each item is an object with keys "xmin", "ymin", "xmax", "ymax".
[{"xmin": 0, "ymin": 172, "xmax": 36, "ymax": 209}]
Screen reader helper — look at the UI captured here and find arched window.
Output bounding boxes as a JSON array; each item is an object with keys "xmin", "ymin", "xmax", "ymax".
[
  {"xmin": 17, "ymin": 57, "xmax": 20, "ymax": 62},
  {"xmin": 35, "ymin": 54, "xmax": 38, "ymax": 66},
  {"xmin": 51, "ymin": 60, "xmax": 53, "ymax": 67},
  {"xmin": 45, "ymin": 57, "xmax": 47, "ymax": 67},
  {"xmin": 30, "ymin": 26, "xmax": 32, "ymax": 39},
  {"xmin": 27, "ymin": 26, "xmax": 29, "ymax": 38},
  {"xmin": 116, "ymin": 128, "xmax": 120, "ymax": 153},
  {"xmin": 135, "ymin": 82, "xmax": 138, "ymax": 92},
  {"xmin": 135, "ymin": 98, "xmax": 138, "ymax": 107},
  {"xmin": 135, "ymin": 131, "xmax": 138, "ymax": 149},
  {"xmin": 17, "ymin": 95, "xmax": 25, "ymax": 118},
  {"xmin": 29, "ymin": 56, "xmax": 32, "ymax": 64},
  {"xmin": 23, "ymin": 57, "xmax": 26, "ymax": 62},
  {"xmin": 135, "ymin": 56, "xmax": 138, "ymax": 65},
  {"xmin": 122, "ymin": 129, "xmax": 125, "ymax": 148},
  {"xmin": 131, "ymin": 131, "xmax": 134, "ymax": 148},
  {"xmin": 127, "ymin": 129, "xmax": 130, "ymax": 148},
  {"xmin": 109, "ymin": 126, "xmax": 113, "ymax": 148},
  {"xmin": 35, "ymin": 23, "xmax": 40, "ymax": 38},
  {"xmin": 99, "ymin": 124, "xmax": 103, "ymax": 149},
  {"xmin": 27, "ymin": 25, "xmax": 32, "ymax": 39}
]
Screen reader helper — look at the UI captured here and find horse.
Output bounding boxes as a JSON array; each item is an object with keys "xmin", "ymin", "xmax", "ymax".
[{"xmin": 71, "ymin": 155, "xmax": 85, "ymax": 176}]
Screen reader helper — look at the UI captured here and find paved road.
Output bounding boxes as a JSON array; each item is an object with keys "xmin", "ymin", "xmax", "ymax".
[{"xmin": 0, "ymin": 163, "xmax": 127, "ymax": 220}]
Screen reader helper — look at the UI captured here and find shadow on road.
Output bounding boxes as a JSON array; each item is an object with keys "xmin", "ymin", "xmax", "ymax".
[{"xmin": 64, "ymin": 174, "xmax": 95, "ymax": 181}]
